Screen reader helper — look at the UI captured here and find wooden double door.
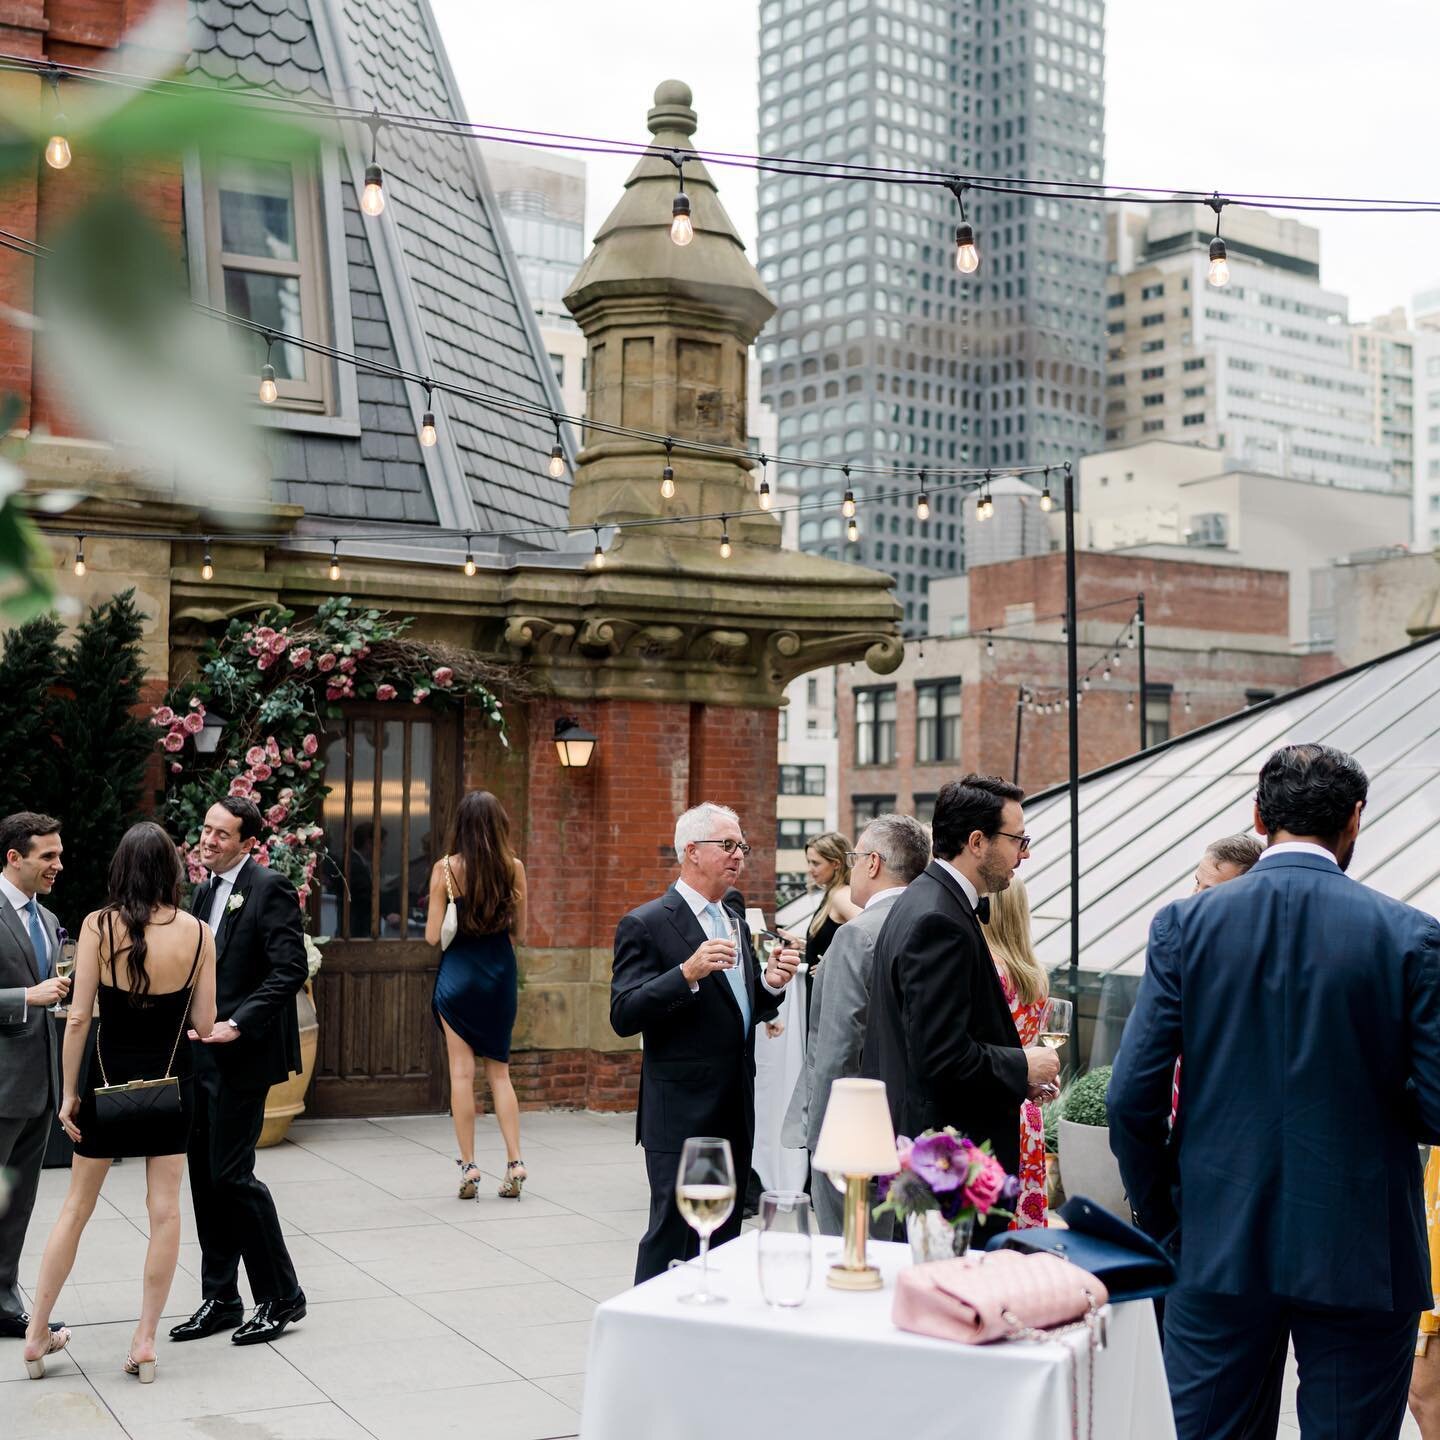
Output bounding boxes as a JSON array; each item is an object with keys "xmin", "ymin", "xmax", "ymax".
[{"xmin": 308, "ymin": 707, "xmax": 462, "ymax": 1117}]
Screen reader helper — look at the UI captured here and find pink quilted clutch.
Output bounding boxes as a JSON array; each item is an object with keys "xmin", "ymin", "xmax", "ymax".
[{"xmin": 892, "ymin": 1248, "xmax": 1108, "ymax": 1344}]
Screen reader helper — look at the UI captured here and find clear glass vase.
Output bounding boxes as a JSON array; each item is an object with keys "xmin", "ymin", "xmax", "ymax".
[{"xmin": 906, "ymin": 1210, "xmax": 974, "ymax": 1264}]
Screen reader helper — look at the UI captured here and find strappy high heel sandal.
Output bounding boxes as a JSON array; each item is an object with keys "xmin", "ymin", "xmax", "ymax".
[
  {"xmin": 498, "ymin": 1159, "xmax": 527, "ymax": 1199},
  {"xmin": 123, "ymin": 1353, "xmax": 157, "ymax": 1384},
  {"xmin": 23, "ymin": 1326, "xmax": 70, "ymax": 1379},
  {"xmin": 456, "ymin": 1159, "xmax": 482, "ymax": 1200}
]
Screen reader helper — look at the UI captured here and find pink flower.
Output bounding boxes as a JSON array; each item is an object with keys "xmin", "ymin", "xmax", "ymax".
[
  {"xmin": 265, "ymin": 803, "xmax": 288, "ymax": 827},
  {"xmin": 250, "ymin": 762, "xmax": 273, "ymax": 782},
  {"xmin": 252, "ymin": 846, "xmax": 270, "ymax": 867},
  {"xmin": 273, "ymin": 635, "xmax": 289, "ymax": 653},
  {"xmin": 169, "ymin": 761, "xmax": 183, "ymax": 773},
  {"xmin": 316, "ymin": 654, "xmax": 337, "ymax": 673},
  {"xmin": 182, "ymin": 712, "xmax": 205, "ymax": 734},
  {"xmin": 282, "ymin": 748, "xmax": 296, "ymax": 764},
  {"xmin": 962, "ymin": 1152, "xmax": 1008, "ymax": 1216},
  {"xmin": 152, "ymin": 705, "xmax": 175, "ymax": 726},
  {"xmin": 412, "ymin": 687, "xmax": 430, "ymax": 704},
  {"xmin": 302, "ymin": 734, "xmax": 319, "ymax": 756},
  {"xmin": 376, "ymin": 684, "xmax": 397, "ymax": 701},
  {"xmin": 298, "ymin": 760, "xmax": 312, "ymax": 771},
  {"xmin": 338, "ymin": 656, "xmax": 356, "ymax": 673},
  {"xmin": 257, "ymin": 654, "xmax": 273, "ymax": 671},
  {"xmin": 279, "ymin": 788, "xmax": 295, "ymax": 801},
  {"xmin": 265, "ymin": 736, "xmax": 281, "ymax": 757},
  {"xmin": 189, "ymin": 696, "xmax": 204, "ymax": 710},
  {"xmin": 290, "ymin": 647, "xmax": 312, "ymax": 668},
  {"xmin": 326, "ymin": 685, "xmax": 344, "ymax": 701},
  {"xmin": 246, "ymin": 746, "xmax": 266, "ymax": 766},
  {"xmin": 229, "ymin": 776, "xmax": 254, "ymax": 797},
  {"xmin": 162, "ymin": 731, "xmax": 185, "ymax": 752},
  {"xmin": 432, "ymin": 666, "xmax": 455, "ymax": 688},
  {"xmin": 895, "ymin": 1136, "xmax": 914, "ymax": 1171}
]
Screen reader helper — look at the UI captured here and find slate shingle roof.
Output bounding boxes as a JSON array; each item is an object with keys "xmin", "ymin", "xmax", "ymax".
[{"xmin": 187, "ymin": 0, "xmax": 331, "ymax": 98}]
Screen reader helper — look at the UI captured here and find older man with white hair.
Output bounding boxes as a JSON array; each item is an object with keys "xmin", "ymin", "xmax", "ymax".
[{"xmin": 612, "ymin": 802, "xmax": 800, "ymax": 1284}]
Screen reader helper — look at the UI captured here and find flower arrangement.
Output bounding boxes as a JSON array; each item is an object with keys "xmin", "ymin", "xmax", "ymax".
[
  {"xmin": 153, "ymin": 596, "xmax": 513, "ymax": 936},
  {"xmin": 873, "ymin": 1127, "xmax": 1020, "ymax": 1237}
]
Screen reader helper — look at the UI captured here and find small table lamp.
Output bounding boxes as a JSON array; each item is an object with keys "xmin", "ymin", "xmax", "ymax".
[{"xmin": 811, "ymin": 1077, "xmax": 900, "ymax": 1291}]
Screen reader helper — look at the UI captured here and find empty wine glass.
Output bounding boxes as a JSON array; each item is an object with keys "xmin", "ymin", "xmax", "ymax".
[
  {"xmin": 675, "ymin": 1136, "xmax": 736, "ymax": 1306},
  {"xmin": 1040, "ymin": 996, "xmax": 1073, "ymax": 1053},
  {"xmin": 758, "ymin": 1190, "xmax": 812, "ymax": 1307}
]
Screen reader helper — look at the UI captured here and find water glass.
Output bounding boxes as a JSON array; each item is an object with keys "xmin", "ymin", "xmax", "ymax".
[{"xmin": 757, "ymin": 1190, "xmax": 812, "ymax": 1308}]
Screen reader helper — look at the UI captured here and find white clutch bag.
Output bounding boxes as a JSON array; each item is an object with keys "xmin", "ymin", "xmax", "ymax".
[{"xmin": 440, "ymin": 857, "xmax": 459, "ymax": 950}]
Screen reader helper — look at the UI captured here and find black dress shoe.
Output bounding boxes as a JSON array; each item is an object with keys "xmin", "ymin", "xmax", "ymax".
[
  {"xmin": 168, "ymin": 1298, "xmax": 244, "ymax": 1342},
  {"xmin": 231, "ymin": 1292, "xmax": 306, "ymax": 1346},
  {"xmin": 0, "ymin": 1312, "xmax": 64, "ymax": 1339}
]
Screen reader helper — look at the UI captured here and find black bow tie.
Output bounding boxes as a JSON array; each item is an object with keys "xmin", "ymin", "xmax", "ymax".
[{"xmin": 973, "ymin": 896, "xmax": 990, "ymax": 924}]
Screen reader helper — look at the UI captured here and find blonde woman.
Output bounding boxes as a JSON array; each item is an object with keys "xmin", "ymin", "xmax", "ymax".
[
  {"xmin": 792, "ymin": 833, "xmax": 860, "ymax": 1028},
  {"xmin": 985, "ymin": 876, "xmax": 1049, "ymax": 1228}
]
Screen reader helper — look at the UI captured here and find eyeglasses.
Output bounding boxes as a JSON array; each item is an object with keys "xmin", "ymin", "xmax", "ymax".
[
  {"xmin": 995, "ymin": 830, "xmax": 1032, "ymax": 851},
  {"xmin": 691, "ymin": 838, "xmax": 752, "ymax": 857},
  {"xmin": 844, "ymin": 850, "xmax": 882, "ymax": 866}
]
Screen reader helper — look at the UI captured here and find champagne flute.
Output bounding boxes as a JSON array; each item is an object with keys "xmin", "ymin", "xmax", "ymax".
[
  {"xmin": 52, "ymin": 942, "xmax": 76, "ymax": 1015},
  {"xmin": 675, "ymin": 1136, "xmax": 736, "ymax": 1306},
  {"xmin": 1039, "ymin": 996, "xmax": 1073, "ymax": 1052}
]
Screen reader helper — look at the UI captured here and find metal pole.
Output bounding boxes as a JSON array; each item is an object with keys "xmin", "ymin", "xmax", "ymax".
[
  {"xmin": 1063, "ymin": 462, "xmax": 1080, "ymax": 1017},
  {"xmin": 1136, "ymin": 592, "xmax": 1148, "ymax": 753},
  {"xmin": 1013, "ymin": 684, "xmax": 1025, "ymax": 786}
]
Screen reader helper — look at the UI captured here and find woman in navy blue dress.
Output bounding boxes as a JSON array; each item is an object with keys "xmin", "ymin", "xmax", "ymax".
[{"xmin": 425, "ymin": 791, "xmax": 528, "ymax": 1200}]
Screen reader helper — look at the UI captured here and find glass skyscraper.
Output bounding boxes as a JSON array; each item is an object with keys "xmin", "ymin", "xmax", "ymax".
[{"xmin": 757, "ymin": 0, "xmax": 1107, "ymax": 633}]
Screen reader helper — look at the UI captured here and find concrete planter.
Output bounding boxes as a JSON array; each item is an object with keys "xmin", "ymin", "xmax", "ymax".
[
  {"xmin": 1057, "ymin": 1119, "xmax": 1128, "ymax": 1218},
  {"xmin": 259, "ymin": 984, "xmax": 318, "ymax": 1149}
]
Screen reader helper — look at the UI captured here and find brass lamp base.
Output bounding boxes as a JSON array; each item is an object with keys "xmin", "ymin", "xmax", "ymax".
[{"xmin": 825, "ymin": 1173, "xmax": 883, "ymax": 1291}]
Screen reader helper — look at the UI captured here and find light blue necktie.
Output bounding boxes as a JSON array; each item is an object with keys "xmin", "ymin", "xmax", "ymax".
[
  {"xmin": 704, "ymin": 901, "xmax": 751, "ymax": 1035},
  {"xmin": 25, "ymin": 898, "xmax": 49, "ymax": 977}
]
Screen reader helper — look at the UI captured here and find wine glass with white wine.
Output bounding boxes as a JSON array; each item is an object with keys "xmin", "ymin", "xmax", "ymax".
[
  {"xmin": 675, "ymin": 1136, "xmax": 736, "ymax": 1306},
  {"xmin": 52, "ymin": 940, "xmax": 76, "ymax": 1014},
  {"xmin": 1039, "ymin": 996, "xmax": 1073, "ymax": 1053}
]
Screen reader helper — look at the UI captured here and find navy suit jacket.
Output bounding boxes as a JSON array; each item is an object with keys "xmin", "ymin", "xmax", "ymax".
[
  {"xmin": 610, "ymin": 886, "xmax": 781, "ymax": 1156},
  {"xmin": 1108, "ymin": 850, "xmax": 1440, "ymax": 1312}
]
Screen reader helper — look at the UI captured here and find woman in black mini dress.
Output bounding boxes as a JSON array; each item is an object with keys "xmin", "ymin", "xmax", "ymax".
[{"xmin": 23, "ymin": 822, "xmax": 216, "ymax": 1384}]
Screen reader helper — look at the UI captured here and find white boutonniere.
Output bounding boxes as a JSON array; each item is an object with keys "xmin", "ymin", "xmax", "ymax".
[{"xmin": 226, "ymin": 893, "xmax": 246, "ymax": 914}]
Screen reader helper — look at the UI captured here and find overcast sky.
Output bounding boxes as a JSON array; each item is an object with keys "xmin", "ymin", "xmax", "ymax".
[{"xmin": 430, "ymin": 0, "xmax": 1440, "ymax": 322}]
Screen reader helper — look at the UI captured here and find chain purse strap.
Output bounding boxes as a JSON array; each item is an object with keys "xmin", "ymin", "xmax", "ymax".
[
  {"xmin": 443, "ymin": 856, "xmax": 456, "ymax": 902},
  {"xmin": 1000, "ymin": 1290, "xmax": 1106, "ymax": 1440},
  {"xmin": 96, "ymin": 922, "xmax": 204, "ymax": 1090}
]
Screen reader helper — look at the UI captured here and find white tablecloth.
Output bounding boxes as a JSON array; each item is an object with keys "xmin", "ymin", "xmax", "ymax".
[
  {"xmin": 750, "ymin": 969, "xmax": 809, "ymax": 1193},
  {"xmin": 580, "ymin": 1231, "xmax": 1175, "ymax": 1440}
]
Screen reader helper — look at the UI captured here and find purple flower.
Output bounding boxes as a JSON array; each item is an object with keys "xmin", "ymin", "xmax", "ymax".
[
  {"xmin": 1000, "ymin": 1173, "xmax": 1022, "ymax": 1208},
  {"xmin": 938, "ymin": 1187, "xmax": 967, "ymax": 1222},
  {"xmin": 56, "ymin": 927, "xmax": 68, "ymax": 946},
  {"xmin": 908, "ymin": 1132, "xmax": 970, "ymax": 1194}
]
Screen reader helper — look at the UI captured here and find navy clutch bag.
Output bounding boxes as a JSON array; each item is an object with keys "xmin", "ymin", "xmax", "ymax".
[{"xmin": 985, "ymin": 1195, "xmax": 1176, "ymax": 1301}]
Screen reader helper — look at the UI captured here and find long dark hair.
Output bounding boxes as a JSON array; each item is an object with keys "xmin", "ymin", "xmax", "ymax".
[
  {"xmin": 100, "ymin": 821, "xmax": 183, "ymax": 996},
  {"xmin": 449, "ymin": 791, "xmax": 517, "ymax": 936}
]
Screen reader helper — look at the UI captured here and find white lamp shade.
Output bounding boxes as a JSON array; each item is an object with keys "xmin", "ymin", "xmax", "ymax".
[{"xmin": 812, "ymin": 1078, "xmax": 900, "ymax": 1176}]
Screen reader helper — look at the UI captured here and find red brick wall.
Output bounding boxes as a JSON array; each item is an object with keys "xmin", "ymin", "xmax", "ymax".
[{"xmin": 488, "ymin": 1048, "xmax": 641, "ymax": 1113}]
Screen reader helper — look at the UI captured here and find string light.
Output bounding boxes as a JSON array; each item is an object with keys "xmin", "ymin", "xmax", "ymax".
[
  {"xmin": 73, "ymin": 534, "xmax": 85, "ymax": 577},
  {"xmin": 547, "ymin": 416, "xmax": 566, "ymax": 478},
  {"xmin": 258, "ymin": 332, "xmax": 278, "ymax": 405},
  {"xmin": 592, "ymin": 525, "xmax": 605, "ymax": 568},
  {"xmin": 1127, "ymin": 695, "xmax": 1135, "ymax": 713},
  {"xmin": 841, "ymin": 468, "xmax": 856, "ymax": 519},
  {"xmin": 327, "ymin": 539, "xmax": 341, "ymax": 582},
  {"xmin": 201, "ymin": 539, "xmax": 213, "ymax": 582},
  {"xmin": 360, "ymin": 112, "xmax": 385, "ymax": 216},
  {"xmin": 757, "ymin": 455, "xmax": 772, "ymax": 510},
  {"xmin": 946, "ymin": 180, "xmax": 979, "ymax": 274},
  {"xmin": 1102, "ymin": 664, "xmax": 1111, "ymax": 681},
  {"xmin": 1126, "ymin": 628, "xmax": 1136, "ymax": 649},
  {"xmin": 419, "ymin": 381, "xmax": 437, "ymax": 447},
  {"xmin": 1206, "ymin": 194, "xmax": 1230, "ymax": 287},
  {"xmin": 660, "ymin": 439, "xmax": 675, "ymax": 499},
  {"xmin": 976, "ymin": 471, "xmax": 993, "ymax": 521},
  {"xmin": 1082, "ymin": 675, "xmax": 1091, "ymax": 690},
  {"xmin": 1039, "ymin": 469, "xmax": 1054, "ymax": 513},
  {"xmin": 916, "ymin": 470, "xmax": 930, "ymax": 522},
  {"xmin": 44, "ymin": 68, "xmax": 70, "ymax": 170},
  {"xmin": 719, "ymin": 515, "xmax": 731, "ymax": 559},
  {"xmin": 1184, "ymin": 694, "xmax": 1193, "ymax": 715},
  {"xmin": 985, "ymin": 633, "xmax": 994, "ymax": 657},
  {"xmin": 669, "ymin": 152, "xmax": 693, "ymax": 247},
  {"xmin": 846, "ymin": 516, "xmax": 859, "ymax": 544},
  {"xmin": 462, "ymin": 536, "xmax": 476, "ymax": 576}
]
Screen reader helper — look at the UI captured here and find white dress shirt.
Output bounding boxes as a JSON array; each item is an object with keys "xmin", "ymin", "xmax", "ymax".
[
  {"xmin": 863, "ymin": 885, "xmax": 906, "ymax": 911},
  {"xmin": 1254, "ymin": 840, "xmax": 1340, "ymax": 867},
  {"xmin": 933, "ymin": 855, "xmax": 981, "ymax": 910},
  {"xmin": 0, "ymin": 872, "xmax": 41, "ymax": 1018},
  {"xmin": 204, "ymin": 855, "xmax": 250, "ymax": 934},
  {"xmin": 674, "ymin": 877, "xmax": 783, "ymax": 996}
]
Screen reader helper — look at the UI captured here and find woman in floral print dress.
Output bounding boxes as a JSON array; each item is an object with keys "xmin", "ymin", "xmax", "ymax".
[{"xmin": 984, "ymin": 877, "xmax": 1049, "ymax": 1230}]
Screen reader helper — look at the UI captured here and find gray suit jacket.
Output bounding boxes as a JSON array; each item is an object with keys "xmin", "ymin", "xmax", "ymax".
[
  {"xmin": 782, "ymin": 888, "xmax": 902, "ymax": 1153},
  {"xmin": 0, "ymin": 896, "xmax": 60, "ymax": 1120}
]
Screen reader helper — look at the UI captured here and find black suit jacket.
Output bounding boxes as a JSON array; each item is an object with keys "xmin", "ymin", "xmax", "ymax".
[
  {"xmin": 611, "ymin": 886, "xmax": 781, "ymax": 1156},
  {"xmin": 861, "ymin": 861, "xmax": 1027, "ymax": 1173},
  {"xmin": 190, "ymin": 858, "xmax": 308, "ymax": 1090}
]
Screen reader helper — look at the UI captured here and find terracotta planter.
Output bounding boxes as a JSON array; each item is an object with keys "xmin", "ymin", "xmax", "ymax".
[{"xmin": 258, "ymin": 983, "xmax": 318, "ymax": 1149}]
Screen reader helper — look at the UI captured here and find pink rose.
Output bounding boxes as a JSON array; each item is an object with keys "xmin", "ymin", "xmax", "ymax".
[
  {"xmin": 338, "ymin": 656, "xmax": 356, "ymax": 673},
  {"xmin": 265, "ymin": 736, "xmax": 280, "ymax": 755},
  {"xmin": 250, "ymin": 762, "xmax": 273, "ymax": 782},
  {"xmin": 273, "ymin": 635, "xmax": 289, "ymax": 653},
  {"xmin": 189, "ymin": 696, "xmax": 204, "ymax": 709},
  {"xmin": 255, "ymin": 627, "xmax": 276, "ymax": 643},
  {"xmin": 170, "ymin": 761, "xmax": 183, "ymax": 773},
  {"xmin": 325, "ymin": 685, "xmax": 343, "ymax": 701},
  {"xmin": 282, "ymin": 748, "xmax": 296, "ymax": 764},
  {"xmin": 290, "ymin": 647, "xmax": 312, "ymax": 668},
  {"xmin": 376, "ymin": 684, "xmax": 397, "ymax": 701},
  {"xmin": 246, "ymin": 746, "xmax": 266, "ymax": 766},
  {"xmin": 279, "ymin": 788, "xmax": 295, "ymax": 801},
  {"xmin": 265, "ymin": 803, "xmax": 288, "ymax": 827},
  {"xmin": 182, "ymin": 712, "xmax": 205, "ymax": 734},
  {"xmin": 229, "ymin": 776, "xmax": 254, "ymax": 797},
  {"xmin": 316, "ymin": 654, "xmax": 337, "ymax": 673},
  {"xmin": 252, "ymin": 846, "xmax": 270, "ymax": 867},
  {"xmin": 302, "ymin": 734, "xmax": 319, "ymax": 756},
  {"xmin": 152, "ymin": 705, "xmax": 175, "ymax": 726},
  {"xmin": 162, "ymin": 731, "xmax": 185, "ymax": 752},
  {"xmin": 962, "ymin": 1153, "xmax": 1008, "ymax": 1216},
  {"xmin": 257, "ymin": 654, "xmax": 273, "ymax": 671},
  {"xmin": 894, "ymin": 1135, "xmax": 914, "ymax": 1171},
  {"xmin": 298, "ymin": 760, "xmax": 312, "ymax": 771},
  {"xmin": 432, "ymin": 666, "xmax": 454, "ymax": 688},
  {"xmin": 412, "ymin": 687, "xmax": 430, "ymax": 704}
]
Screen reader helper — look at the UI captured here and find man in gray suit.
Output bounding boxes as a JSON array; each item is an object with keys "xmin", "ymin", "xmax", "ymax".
[
  {"xmin": 0, "ymin": 812, "xmax": 70, "ymax": 1338},
  {"xmin": 782, "ymin": 813, "xmax": 930, "ymax": 1234}
]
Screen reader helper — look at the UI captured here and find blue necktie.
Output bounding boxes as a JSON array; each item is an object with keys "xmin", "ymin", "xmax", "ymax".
[
  {"xmin": 25, "ymin": 899, "xmax": 49, "ymax": 978},
  {"xmin": 705, "ymin": 902, "xmax": 751, "ymax": 1035}
]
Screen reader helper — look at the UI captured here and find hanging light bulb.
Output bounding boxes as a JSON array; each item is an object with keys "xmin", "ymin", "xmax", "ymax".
[
  {"xmin": 419, "ymin": 382, "xmax": 437, "ymax": 447},
  {"xmin": 462, "ymin": 536, "xmax": 476, "ymax": 577},
  {"xmin": 916, "ymin": 469, "xmax": 930, "ymax": 522},
  {"xmin": 1113, "ymin": 650, "xmax": 1122, "ymax": 667},
  {"xmin": 592, "ymin": 526, "xmax": 606, "ymax": 568},
  {"xmin": 258, "ymin": 333, "xmax": 278, "ymax": 404},
  {"xmin": 1184, "ymin": 694, "xmax": 1193, "ymax": 714},
  {"xmin": 1040, "ymin": 470, "xmax": 1054, "ymax": 513},
  {"xmin": 1206, "ymin": 193, "xmax": 1230, "ymax": 287},
  {"xmin": 945, "ymin": 180, "xmax": 979, "ymax": 274},
  {"xmin": 1126, "ymin": 695, "xmax": 1135, "ymax": 713},
  {"xmin": 73, "ymin": 534, "xmax": 85, "ymax": 578},
  {"xmin": 44, "ymin": 69, "xmax": 70, "ymax": 170},
  {"xmin": 846, "ymin": 516, "xmax": 859, "ymax": 544},
  {"xmin": 719, "ymin": 516, "xmax": 732, "ymax": 560},
  {"xmin": 842, "ymin": 489, "xmax": 856, "ymax": 520},
  {"xmin": 360, "ymin": 113, "xmax": 385, "ymax": 216},
  {"xmin": 201, "ymin": 540, "xmax": 214, "ymax": 582},
  {"xmin": 660, "ymin": 439, "xmax": 675, "ymax": 499},
  {"xmin": 977, "ymin": 471, "xmax": 993, "ymax": 521},
  {"xmin": 1126, "ymin": 629, "xmax": 1136, "ymax": 649},
  {"xmin": 669, "ymin": 154, "xmax": 694, "ymax": 246},
  {"xmin": 1102, "ymin": 665, "xmax": 1111, "ymax": 681},
  {"xmin": 757, "ymin": 456, "xmax": 772, "ymax": 510},
  {"xmin": 985, "ymin": 634, "xmax": 995, "ymax": 657},
  {"xmin": 1083, "ymin": 675, "xmax": 1091, "ymax": 691},
  {"xmin": 547, "ymin": 416, "xmax": 566, "ymax": 478},
  {"xmin": 328, "ymin": 539, "xmax": 341, "ymax": 582}
]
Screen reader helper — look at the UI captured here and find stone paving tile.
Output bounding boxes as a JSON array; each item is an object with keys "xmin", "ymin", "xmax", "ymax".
[
  {"xmin": 0, "ymin": 1372, "xmax": 129, "ymax": 1438},
  {"xmin": 343, "ymin": 1378, "xmax": 578, "ymax": 1440},
  {"xmin": 408, "ymin": 1279, "xmax": 597, "ymax": 1336},
  {"xmin": 471, "ymin": 1320, "xmax": 593, "ymax": 1380},
  {"xmin": 534, "ymin": 1373, "xmax": 586, "ymax": 1409},
  {"xmin": 138, "ymin": 1401, "xmax": 375, "ymax": 1440}
]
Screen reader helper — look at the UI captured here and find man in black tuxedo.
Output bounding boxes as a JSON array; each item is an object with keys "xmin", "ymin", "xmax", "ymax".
[
  {"xmin": 170, "ymin": 797, "xmax": 308, "ymax": 1346},
  {"xmin": 612, "ymin": 802, "xmax": 800, "ymax": 1284},
  {"xmin": 862, "ymin": 774, "xmax": 1058, "ymax": 1242}
]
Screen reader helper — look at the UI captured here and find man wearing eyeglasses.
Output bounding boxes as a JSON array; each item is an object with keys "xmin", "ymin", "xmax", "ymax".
[
  {"xmin": 862, "ymin": 774, "xmax": 1058, "ymax": 1244},
  {"xmin": 612, "ymin": 802, "xmax": 802, "ymax": 1284}
]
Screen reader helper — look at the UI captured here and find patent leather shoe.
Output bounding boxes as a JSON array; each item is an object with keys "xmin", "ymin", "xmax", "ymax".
[
  {"xmin": 168, "ymin": 1298, "xmax": 244, "ymax": 1342},
  {"xmin": 231, "ymin": 1292, "xmax": 306, "ymax": 1345},
  {"xmin": 0, "ymin": 1313, "xmax": 65, "ymax": 1340}
]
